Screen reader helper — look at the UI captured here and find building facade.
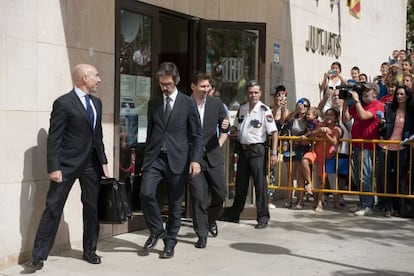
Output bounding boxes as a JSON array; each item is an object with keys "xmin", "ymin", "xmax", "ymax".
[{"xmin": 0, "ymin": 0, "xmax": 407, "ymax": 268}]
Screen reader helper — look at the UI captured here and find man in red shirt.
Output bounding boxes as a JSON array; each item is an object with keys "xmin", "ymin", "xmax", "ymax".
[{"xmin": 343, "ymin": 82, "xmax": 384, "ymax": 216}]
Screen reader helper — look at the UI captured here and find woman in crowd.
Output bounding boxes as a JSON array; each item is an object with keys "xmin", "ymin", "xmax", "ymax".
[
  {"xmin": 268, "ymin": 85, "xmax": 290, "ymax": 208},
  {"xmin": 319, "ymin": 61, "xmax": 347, "ymax": 113},
  {"xmin": 271, "ymin": 85, "xmax": 290, "ymax": 131},
  {"xmin": 282, "ymin": 98, "xmax": 312, "ymax": 209},
  {"xmin": 378, "ymin": 85, "xmax": 414, "ymax": 217}
]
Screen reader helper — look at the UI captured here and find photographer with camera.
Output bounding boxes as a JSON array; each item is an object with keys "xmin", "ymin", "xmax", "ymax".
[
  {"xmin": 271, "ymin": 85, "xmax": 290, "ymax": 131},
  {"xmin": 343, "ymin": 82, "xmax": 384, "ymax": 216},
  {"xmin": 319, "ymin": 62, "xmax": 347, "ymax": 113}
]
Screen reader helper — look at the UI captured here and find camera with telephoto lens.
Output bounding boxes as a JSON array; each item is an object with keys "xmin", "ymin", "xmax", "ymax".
[{"xmin": 338, "ymin": 82, "xmax": 365, "ymax": 100}]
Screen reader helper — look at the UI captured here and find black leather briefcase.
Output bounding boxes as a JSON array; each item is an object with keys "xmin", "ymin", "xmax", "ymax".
[{"xmin": 98, "ymin": 178, "xmax": 133, "ymax": 224}]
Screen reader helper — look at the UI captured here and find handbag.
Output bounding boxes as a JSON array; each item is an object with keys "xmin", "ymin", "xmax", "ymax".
[{"xmin": 98, "ymin": 178, "xmax": 133, "ymax": 224}]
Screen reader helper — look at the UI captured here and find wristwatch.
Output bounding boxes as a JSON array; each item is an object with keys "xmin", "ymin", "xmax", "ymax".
[{"xmin": 271, "ymin": 150, "xmax": 277, "ymax": 156}]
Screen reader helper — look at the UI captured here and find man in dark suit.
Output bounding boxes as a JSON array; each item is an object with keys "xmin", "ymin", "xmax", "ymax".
[
  {"xmin": 188, "ymin": 72, "xmax": 229, "ymax": 249},
  {"xmin": 24, "ymin": 64, "xmax": 109, "ymax": 271},
  {"xmin": 140, "ymin": 62, "xmax": 203, "ymax": 259}
]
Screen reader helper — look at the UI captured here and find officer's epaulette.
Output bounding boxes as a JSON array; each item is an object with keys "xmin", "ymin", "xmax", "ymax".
[{"xmin": 260, "ymin": 105, "xmax": 268, "ymax": 111}]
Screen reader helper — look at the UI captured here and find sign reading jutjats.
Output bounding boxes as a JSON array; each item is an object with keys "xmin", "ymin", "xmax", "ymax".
[{"xmin": 305, "ymin": 25, "xmax": 341, "ymax": 58}]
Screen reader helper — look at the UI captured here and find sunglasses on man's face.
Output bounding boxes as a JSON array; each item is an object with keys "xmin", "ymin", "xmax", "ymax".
[{"xmin": 328, "ymin": 86, "xmax": 341, "ymax": 90}]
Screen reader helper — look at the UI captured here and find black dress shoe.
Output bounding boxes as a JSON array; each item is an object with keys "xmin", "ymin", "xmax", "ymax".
[
  {"xmin": 209, "ymin": 222, "xmax": 218, "ymax": 237},
  {"xmin": 159, "ymin": 245, "xmax": 174, "ymax": 259},
  {"xmin": 218, "ymin": 215, "xmax": 239, "ymax": 223},
  {"xmin": 254, "ymin": 222, "xmax": 268, "ymax": 229},
  {"xmin": 144, "ymin": 230, "xmax": 165, "ymax": 250},
  {"xmin": 24, "ymin": 257, "xmax": 44, "ymax": 270},
  {"xmin": 83, "ymin": 253, "xmax": 102, "ymax": 264},
  {"xmin": 194, "ymin": 236, "xmax": 207, "ymax": 249}
]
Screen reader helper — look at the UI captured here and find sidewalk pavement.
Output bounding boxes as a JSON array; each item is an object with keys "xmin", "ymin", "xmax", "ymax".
[{"xmin": 2, "ymin": 200, "xmax": 414, "ymax": 276}]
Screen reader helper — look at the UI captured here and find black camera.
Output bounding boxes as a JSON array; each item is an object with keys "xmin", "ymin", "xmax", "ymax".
[{"xmin": 338, "ymin": 82, "xmax": 365, "ymax": 100}]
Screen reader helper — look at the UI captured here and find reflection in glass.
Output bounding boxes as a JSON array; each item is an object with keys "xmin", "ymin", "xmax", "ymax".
[
  {"xmin": 119, "ymin": 10, "xmax": 153, "ymax": 183},
  {"xmin": 206, "ymin": 28, "xmax": 259, "ymax": 110},
  {"xmin": 120, "ymin": 10, "xmax": 152, "ymax": 76}
]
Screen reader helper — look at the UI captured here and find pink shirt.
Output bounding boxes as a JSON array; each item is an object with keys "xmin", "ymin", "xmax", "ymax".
[{"xmin": 388, "ymin": 114, "xmax": 404, "ymax": 151}]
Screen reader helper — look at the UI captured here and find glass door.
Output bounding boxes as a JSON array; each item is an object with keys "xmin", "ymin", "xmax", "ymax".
[
  {"xmin": 117, "ymin": 10, "xmax": 153, "ymax": 184},
  {"xmin": 198, "ymin": 21, "xmax": 265, "ymax": 113},
  {"xmin": 198, "ymin": 21, "xmax": 266, "ymax": 204}
]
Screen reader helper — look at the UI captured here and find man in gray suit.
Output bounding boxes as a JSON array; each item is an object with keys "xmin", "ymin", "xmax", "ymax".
[
  {"xmin": 25, "ymin": 64, "xmax": 109, "ymax": 271},
  {"xmin": 140, "ymin": 62, "xmax": 203, "ymax": 259},
  {"xmin": 188, "ymin": 72, "xmax": 229, "ymax": 249}
]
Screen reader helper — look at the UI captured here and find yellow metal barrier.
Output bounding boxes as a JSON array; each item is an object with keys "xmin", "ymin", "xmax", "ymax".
[{"xmin": 267, "ymin": 136, "xmax": 414, "ymax": 199}]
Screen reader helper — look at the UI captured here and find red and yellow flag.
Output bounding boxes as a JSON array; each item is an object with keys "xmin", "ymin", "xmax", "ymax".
[{"xmin": 347, "ymin": 0, "xmax": 361, "ymax": 19}]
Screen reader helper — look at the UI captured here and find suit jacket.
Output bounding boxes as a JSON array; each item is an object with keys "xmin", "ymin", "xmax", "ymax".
[
  {"xmin": 198, "ymin": 97, "xmax": 229, "ymax": 168},
  {"xmin": 143, "ymin": 92, "xmax": 203, "ymax": 174},
  {"xmin": 47, "ymin": 90, "xmax": 107, "ymax": 178}
]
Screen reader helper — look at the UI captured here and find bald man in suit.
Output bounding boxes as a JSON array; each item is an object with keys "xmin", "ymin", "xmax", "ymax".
[
  {"xmin": 140, "ymin": 62, "xmax": 203, "ymax": 259},
  {"xmin": 25, "ymin": 64, "xmax": 109, "ymax": 271}
]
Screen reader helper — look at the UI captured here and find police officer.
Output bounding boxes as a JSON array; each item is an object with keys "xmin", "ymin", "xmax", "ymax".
[{"xmin": 220, "ymin": 80, "xmax": 278, "ymax": 229}]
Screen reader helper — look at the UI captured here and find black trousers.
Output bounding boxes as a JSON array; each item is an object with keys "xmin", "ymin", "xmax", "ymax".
[
  {"xmin": 140, "ymin": 153, "xmax": 186, "ymax": 245},
  {"xmin": 32, "ymin": 154, "xmax": 101, "ymax": 260},
  {"xmin": 231, "ymin": 144, "xmax": 270, "ymax": 224},
  {"xmin": 377, "ymin": 147, "xmax": 408, "ymax": 211},
  {"xmin": 188, "ymin": 158, "xmax": 227, "ymax": 237}
]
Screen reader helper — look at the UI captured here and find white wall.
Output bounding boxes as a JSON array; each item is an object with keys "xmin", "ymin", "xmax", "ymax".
[{"xmin": 0, "ymin": 0, "xmax": 115, "ymax": 268}]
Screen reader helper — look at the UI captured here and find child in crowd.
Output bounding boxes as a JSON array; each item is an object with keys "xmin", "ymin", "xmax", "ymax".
[
  {"xmin": 303, "ymin": 107, "xmax": 320, "ymax": 194},
  {"xmin": 399, "ymin": 49, "xmax": 408, "ymax": 63},
  {"xmin": 391, "ymin": 58, "xmax": 412, "ymax": 83},
  {"xmin": 299, "ymin": 108, "xmax": 342, "ymax": 212},
  {"xmin": 358, "ymin": 73, "xmax": 368, "ymax": 82},
  {"xmin": 401, "ymin": 59, "xmax": 413, "ymax": 75},
  {"xmin": 389, "ymin": 50, "xmax": 400, "ymax": 65},
  {"xmin": 350, "ymin": 66, "xmax": 360, "ymax": 81},
  {"xmin": 402, "ymin": 73, "xmax": 413, "ymax": 89},
  {"xmin": 375, "ymin": 62, "xmax": 390, "ymax": 99},
  {"xmin": 380, "ymin": 79, "xmax": 398, "ymax": 104},
  {"xmin": 306, "ymin": 106, "xmax": 320, "ymax": 132}
]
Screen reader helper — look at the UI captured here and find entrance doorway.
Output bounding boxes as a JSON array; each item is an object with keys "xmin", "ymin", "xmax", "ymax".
[{"xmin": 115, "ymin": 0, "xmax": 265, "ymax": 212}]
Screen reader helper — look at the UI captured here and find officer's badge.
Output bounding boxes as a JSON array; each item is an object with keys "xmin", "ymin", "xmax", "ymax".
[
  {"xmin": 238, "ymin": 115, "xmax": 245, "ymax": 124},
  {"xmin": 250, "ymin": 119, "xmax": 262, "ymax": 128},
  {"xmin": 266, "ymin": 115, "xmax": 274, "ymax": 122}
]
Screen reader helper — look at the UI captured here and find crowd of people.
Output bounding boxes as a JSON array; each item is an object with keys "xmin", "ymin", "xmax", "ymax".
[{"xmin": 270, "ymin": 49, "xmax": 414, "ymax": 218}]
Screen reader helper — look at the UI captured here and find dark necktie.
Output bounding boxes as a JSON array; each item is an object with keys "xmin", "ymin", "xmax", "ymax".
[
  {"xmin": 165, "ymin": 96, "xmax": 172, "ymax": 122},
  {"xmin": 85, "ymin": 95, "xmax": 94, "ymax": 127}
]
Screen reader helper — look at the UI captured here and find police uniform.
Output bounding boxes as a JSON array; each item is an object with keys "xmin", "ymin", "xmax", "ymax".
[{"xmin": 230, "ymin": 100, "xmax": 277, "ymax": 225}]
